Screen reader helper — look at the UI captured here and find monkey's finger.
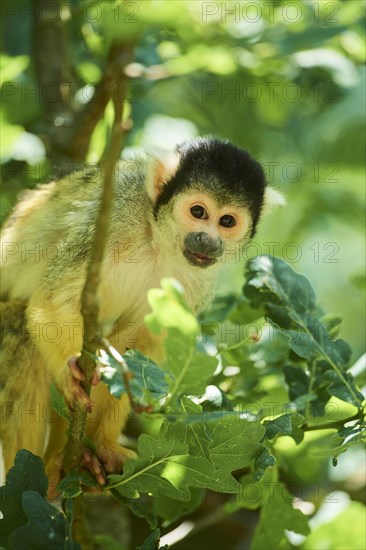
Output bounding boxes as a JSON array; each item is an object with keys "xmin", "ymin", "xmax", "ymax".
[
  {"xmin": 82, "ymin": 449, "xmax": 106, "ymax": 485},
  {"xmin": 47, "ymin": 482, "xmax": 60, "ymax": 501},
  {"xmin": 68, "ymin": 357, "xmax": 85, "ymax": 381},
  {"xmin": 68, "ymin": 356, "xmax": 100, "ymax": 387},
  {"xmin": 82, "ymin": 448, "xmax": 93, "ymax": 463},
  {"xmin": 91, "ymin": 369, "xmax": 100, "ymax": 386}
]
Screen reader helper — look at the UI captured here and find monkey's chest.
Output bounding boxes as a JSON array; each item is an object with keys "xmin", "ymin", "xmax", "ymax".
[
  {"xmin": 97, "ymin": 250, "xmax": 216, "ymax": 331},
  {"xmin": 97, "ymin": 254, "xmax": 162, "ymax": 328}
]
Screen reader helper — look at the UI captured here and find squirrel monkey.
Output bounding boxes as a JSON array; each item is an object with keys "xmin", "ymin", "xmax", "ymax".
[{"xmin": 0, "ymin": 137, "xmax": 280, "ymax": 491}]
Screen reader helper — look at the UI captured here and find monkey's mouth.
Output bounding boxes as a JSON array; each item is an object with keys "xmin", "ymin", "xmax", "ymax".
[{"xmin": 183, "ymin": 249, "xmax": 217, "ymax": 268}]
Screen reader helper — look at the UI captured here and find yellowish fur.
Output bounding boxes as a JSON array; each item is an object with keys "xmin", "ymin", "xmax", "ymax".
[{"xmin": 0, "ymin": 144, "xmax": 270, "ymax": 489}]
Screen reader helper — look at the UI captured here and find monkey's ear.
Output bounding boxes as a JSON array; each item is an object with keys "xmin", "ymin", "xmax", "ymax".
[
  {"xmin": 262, "ymin": 187, "xmax": 286, "ymax": 216},
  {"xmin": 145, "ymin": 152, "xmax": 180, "ymax": 201}
]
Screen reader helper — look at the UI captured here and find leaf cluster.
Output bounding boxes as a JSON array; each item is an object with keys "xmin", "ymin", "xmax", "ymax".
[{"xmin": 2, "ymin": 257, "xmax": 363, "ymax": 548}]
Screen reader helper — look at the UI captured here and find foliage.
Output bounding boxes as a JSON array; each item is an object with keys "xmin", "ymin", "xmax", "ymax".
[
  {"xmin": 1, "ymin": 259, "xmax": 364, "ymax": 548},
  {"xmin": 0, "ymin": 451, "xmax": 79, "ymax": 549},
  {"xmin": 1, "ymin": 1, "xmax": 365, "ymax": 548}
]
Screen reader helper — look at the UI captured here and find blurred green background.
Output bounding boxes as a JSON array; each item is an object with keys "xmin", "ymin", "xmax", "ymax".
[{"xmin": 1, "ymin": 1, "xmax": 365, "ymax": 548}]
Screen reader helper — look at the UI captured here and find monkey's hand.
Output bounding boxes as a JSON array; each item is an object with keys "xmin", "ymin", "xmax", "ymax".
[
  {"xmin": 95, "ymin": 443, "xmax": 137, "ymax": 476},
  {"xmin": 63, "ymin": 357, "xmax": 100, "ymax": 411},
  {"xmin": 47, "ymin": 445, "xmax": 137, "ymax": 499},
  {"xmin": 46, "ymin": 446, "xmax": 112, "ymax": 500}
]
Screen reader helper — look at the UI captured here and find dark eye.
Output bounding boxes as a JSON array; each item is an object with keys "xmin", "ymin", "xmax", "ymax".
[
  {"xmin": 220, "ymin": 215, "xmax": 236, "ymax": 228},
  {"xmin": 190, "ymin": 205, "xmax": 208, "ymax": 219}
]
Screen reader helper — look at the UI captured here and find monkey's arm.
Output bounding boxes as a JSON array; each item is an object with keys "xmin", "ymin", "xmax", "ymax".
[{"xmin": 27, "ymin": 275, "xmax": 93, "ymax": 404}]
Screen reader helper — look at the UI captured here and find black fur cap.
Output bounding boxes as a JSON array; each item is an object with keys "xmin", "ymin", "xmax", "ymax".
[{"xmin": 153, "ymin": 137, "xmax": 266, "ymax": 233}]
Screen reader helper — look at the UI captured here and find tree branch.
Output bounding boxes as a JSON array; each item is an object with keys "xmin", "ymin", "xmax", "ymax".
[
  {"xmin": 63, "ymin": 43, "xmax": 133, "ymax": 477},
  {"xmin": 32, "ymin": 1, "xmax": 132, "ymax": 169},
  {"xmin": 301, "ymin": 410, "xmax": 364, "ymax": 432},
  {"xmin": 66, "ymin": 43, "xmax": 129, "ymax": 163}
]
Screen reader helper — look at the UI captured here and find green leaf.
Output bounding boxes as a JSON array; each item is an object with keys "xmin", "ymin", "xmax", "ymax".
[
  {"xmin": 111, "ymin": 493, "xmax": 158, "ymax": 529},
  {"xmin": 284, "ymin": 329, "xmax": 320, "ymax": 361},
  {"xmin": 225, "ymin": 469, "xmax": 274, "ymax": 513},
  {"xmin": 110, "ymin": 406, "xmax": 264, "ymax": 507},
  {"xmin": 309, "ymin": 361, "xmax": 334, "ymax": 416},
  {"xmin": 146, "ymin": 279, "xmax": 199, "ymax": 338},
  {"xmin": 290, "ymin": 414, "xmax": 305, "ymax": 444},
  {"xmin": 0, "ymin": 450, "xmax": 79, "ymax": 549},
  {"xmin": 165, "ymin": 397, "xmax": 212, "ymax": 459},
  {"xmin": 283, "ymin": 365, "xmax": 309, "ymax": 403},
  {"xmin": 250, "ymin": 481, "xmax": 310, "ymax": 550},
  {"xmin": 228, "ymin": 296, "xmax": 265, "ymax": 324},
  {"xmin": 99, "ymin": 348, "xmax": 168, "ymax": 405},
  {"xmin": 58, "ymin": 472, "xmax": 100, "ymax": 499},
  {"xmin": 284, "ymin": 361, "xmax": 320, "ymax": 420},
  {"xmin": 164, "ymin": 397, "xmax": 264, "ymax": 473},
  {"xmin": 9, "ymin": 492, "xmax": 79, "ymax": 550},
  {"xmin": 0, "ymin": 54, "xmax": 29, "ymax": 87},
  {"xmin": 264, "ymin": 415, "xmax": 293, "ymax": 440},
  {"xmin": 108, "ymin": 434, "xmax": 189, "ymax": 500},
  {"xmin": 199, "ymin": 293, "xmax": 239, "ymax": 323},
  {"xmin": 227, "ymin": 465, "xmax": 310, "ymax": 549},
  {"xmin": 324, "ymin": 369, "xmax": 364, "ymax": 406},
  {"xmin": 164, "ymin": 331, "xmax": 218, "ymax": 400},
  {"xmin": 125, "ymin": 499, "xmax": 158, "ymax": 530},
  {"xmin": 153, "ymin": 489, "xmax": 203, "ymax": 527},
  {"xmin": 0, "ymin": 450, "xmax": 48, "ymax": 547},
  {"xmin": 145, "ymin": 279, "xmax": 218, "ymax": 402},
  {"xmin": 253, "ymin": 447, "xmax": 276, "ymax": 481},
  {"xmin": 244, "ymin": 256, "xmax": 363, "ymax": 409},
  {"xmin": 209, "ymin": 418, "xmax": 264, "ymax": 471},
  {"xmin": 324, "ymin": 338, "xmax": 352, "ymax": 368},
  {"xmin": 137, "ymin": 528, "xmax": 168, "ymax": 550},
  {"xmin": 244, "ymin": 255, "xmax": 317, "ymax": 328},
  {"xmin": 50, "ymin": 382, "xmax": 70, "ymax": 422},
  {"xmin": 108, "ymin": 428, "xmax": 245, "ymax": 500},
  {"xmin": 225, "ymin": 477, "xmax": 261, "ymax": 513},
  {"xmin": 321, "ymin": 313, "xmax": 343, "ymax": 338}
]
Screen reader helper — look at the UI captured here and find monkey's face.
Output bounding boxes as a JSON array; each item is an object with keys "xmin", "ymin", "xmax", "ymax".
[{"xmin": 155, "ymin": 191, "xmax": 252, "ymax": 269}]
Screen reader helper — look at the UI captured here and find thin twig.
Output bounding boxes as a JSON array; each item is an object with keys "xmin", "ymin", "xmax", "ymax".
[
  {"xmin": 102, "ymin": 338, "xmax": 153, "ymax": 414},
  {"xmin": 301, "ymin": 410, "xmax": 364, "ymax": 432}
]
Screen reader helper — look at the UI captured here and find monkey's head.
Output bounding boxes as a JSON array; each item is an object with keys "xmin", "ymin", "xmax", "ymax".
[{"xmin": 146, "ymin": 137, "xmax": 282, "ymax": 269}]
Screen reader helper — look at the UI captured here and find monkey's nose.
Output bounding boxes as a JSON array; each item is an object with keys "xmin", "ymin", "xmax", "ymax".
[
  {"xmin": 193, "ymin": 232, "xmax": 223, "ymax": 256},
  {"xmin": 195, "ymin": 232, "xmax": 205, "ymax": 243}
]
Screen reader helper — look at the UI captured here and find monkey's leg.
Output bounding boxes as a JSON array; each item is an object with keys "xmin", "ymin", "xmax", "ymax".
[
  {"xmin": 86, "ymin": 383, "xmax": 136, "ymax": 475},
  {"xmin": 0, "ymin": 301, "xmax": 50, "ymax": 475},
  {"xmin": 43, "ymin": 410, "xmax": 68, "ymax": 499},
  {"xmin": 43, "ymin": 382, "xmax": 135, "ymax": 497},
  {"xmin": 80, "ymin": 323, "xmax": 165, "ymax": 476}
]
